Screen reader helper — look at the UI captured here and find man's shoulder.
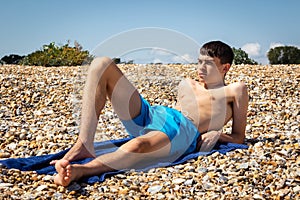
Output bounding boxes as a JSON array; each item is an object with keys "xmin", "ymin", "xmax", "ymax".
[
  {"xmin": 226, "ymin": 82, "xmax": 247, "ymax": 90},
  {"xmin": 225, "ymin": 82, "xmax": 248, "ymax": 98}
]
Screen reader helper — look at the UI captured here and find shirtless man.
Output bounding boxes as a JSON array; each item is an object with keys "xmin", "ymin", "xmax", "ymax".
[{"xmin": 52, "ymin": 41, "xmax": 248, "ymax": 186}]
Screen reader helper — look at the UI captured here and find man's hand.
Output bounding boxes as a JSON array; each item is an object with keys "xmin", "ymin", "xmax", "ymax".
[{"xmin": 197, "ymin": 130, "xmax": 221, "ymax": 152}]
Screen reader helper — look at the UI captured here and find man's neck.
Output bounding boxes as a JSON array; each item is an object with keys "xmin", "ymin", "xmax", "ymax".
[{"xmin": 199, "ymin": 81, "xmax": 225, "ymax": 90}]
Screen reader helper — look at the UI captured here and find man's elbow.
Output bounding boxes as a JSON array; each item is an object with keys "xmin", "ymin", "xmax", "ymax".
[
  {"xmin": 236, "ymin": 138, "xmax": 245, "ymax": 144},
  {"xmin": 234, "ymin": 134, "xmax": 245, "ymax": 144}
]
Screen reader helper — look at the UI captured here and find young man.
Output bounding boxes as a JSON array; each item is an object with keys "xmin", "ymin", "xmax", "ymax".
[{"xmin": 52, "ymin": 41, "xmax": 248, "ymax": 186}]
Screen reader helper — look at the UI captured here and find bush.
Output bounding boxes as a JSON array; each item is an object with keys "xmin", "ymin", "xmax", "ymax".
[
  {"xmin": 20, "ymin": 41, "xmax": 94, "ymax": 66},
  {"xmin": 267, "ymin": 46, "xmax": 300, "ymax": 64},
  {"xmin": 112, "ymin": 58, "xmax": 121, "ymax": 64},
  {"xmin": 1, "ymin": 54, "xmax": 24, "ymax": 64},
  {"xmin": 232, "ymin": 47, "xmax": 258, "ymax": 65}
]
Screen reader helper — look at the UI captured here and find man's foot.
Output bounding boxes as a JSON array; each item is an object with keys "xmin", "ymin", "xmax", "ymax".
[
  {"xmin": 54, "ymin": 159, "xmax": 82, "ymax": 186},
  {"xmin": 50, "ymin": 140, "xmax": 95, "ymax": 165}
]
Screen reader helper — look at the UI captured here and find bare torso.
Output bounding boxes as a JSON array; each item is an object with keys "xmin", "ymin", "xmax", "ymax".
[{"xmin": 175, "ymin": 78, "xmax": 233, "ymax": 133}]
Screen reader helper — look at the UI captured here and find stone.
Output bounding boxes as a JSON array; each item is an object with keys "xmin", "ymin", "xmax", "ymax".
[
  {"xmin": 0, "ymin": 183, "xmax": 14, "ymax": 187},
  {"xmin": 147, "ymin": 185, "xmax": 163, "ymax": 194},
  {"xmin": 67, "ymin": 182, "xmax": 81, "ymax": 191},
  {"xmin": 172, "ymin": 178, "xmax": 186, "ymax": 184},
  {"xmin": 238, "ymin": 163, "xmax": 249, "ymax": 169},
  {"xmin": 0, "ymin": 64, "xmax": 299, "ymax": 199},
  {"xmin": 36, "ymin": 185, "xmax": 48, "ymax": 191}
]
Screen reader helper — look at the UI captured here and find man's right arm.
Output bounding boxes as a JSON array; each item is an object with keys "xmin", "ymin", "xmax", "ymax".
[{"xmin": 220, "ymin": 82, "xmax": 248, "ymax": 144}]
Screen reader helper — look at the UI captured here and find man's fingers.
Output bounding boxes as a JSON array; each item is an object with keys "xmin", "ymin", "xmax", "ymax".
[
  {"xmin": 199, "ymin": 141, "xmax": 210, "ymax": 152},
  {"xmin": 196, "ymin": 135, "xmax": 203, "ymax": 151},
  {"xmin": 196, "ymin": 140, "xmax": 203, "ymax": 151},
  {"xmin": 50, "ymin": 160, "xmax": 58, "ymax": 165},
  {"xmin": 201, "ymin": 138, "xmax": 219, "ymax": 152},
  {"xmin": 197, "ymin": 131, "xmax": 221, "ymax": 152}
]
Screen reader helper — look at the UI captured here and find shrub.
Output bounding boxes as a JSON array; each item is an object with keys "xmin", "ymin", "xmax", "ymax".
[
  {"xmin": 20, "ymin": 41, "xmax": 94, "ymax": 66},
  {"xmin": 112, "ymin": 58, "xmax": 121, "ymax": 64},
  {"xmin": 232, "ymin": 47, "xmax": 258, "ymax": 65},
  {"xmin": 267, "ymin": 46, "xmax": 300, "ymax": 64},
  {"xmin": 0, "ymin": 54, "xmax": 24, "ymax": 64}
]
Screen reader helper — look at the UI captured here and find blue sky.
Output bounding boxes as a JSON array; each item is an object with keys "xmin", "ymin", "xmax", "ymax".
[{"xmin": 1, "ymin": 0, "xmax": 299, "ymax": 64}]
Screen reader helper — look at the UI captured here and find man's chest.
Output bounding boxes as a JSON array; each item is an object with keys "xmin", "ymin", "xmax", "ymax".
[{"xmin": 177, "ymin": 79, "xmax": 233, "ymax": 121}]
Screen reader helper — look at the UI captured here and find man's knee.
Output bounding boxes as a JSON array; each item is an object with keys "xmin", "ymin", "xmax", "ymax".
[{"xmin": 89, "ymin": 57, "xmax": 115, "ymax": 74}]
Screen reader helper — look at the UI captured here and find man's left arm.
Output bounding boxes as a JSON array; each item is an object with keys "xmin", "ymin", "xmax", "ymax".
[{"xmin": 219, "ymin": 82, "xmax": 249, "ymax": 144}]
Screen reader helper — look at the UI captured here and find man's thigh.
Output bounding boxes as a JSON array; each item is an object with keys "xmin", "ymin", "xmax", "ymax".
[
  {"xmin": 106, "ymin": 64, "xmax": 142, "ymax": 120},
  {"xmin": 121, "ymin": 131, "xmax": 171, "ymax": 159}
]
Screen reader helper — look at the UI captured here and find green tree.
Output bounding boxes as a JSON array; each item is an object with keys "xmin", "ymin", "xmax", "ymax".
[
  {"xmin": 20, "ymin": 41, "xmax": 94, "ymax": 66},
  {"xmin": 267, "ymin": 46, "xmax": 300, "ymax": 64},
  {"xmin": 1, "ymin": 54, "xmax": 24, "ymax": 64},
  {"xmin": 232, "ymin": 47, "xmax": 258, "ymax": 65}
]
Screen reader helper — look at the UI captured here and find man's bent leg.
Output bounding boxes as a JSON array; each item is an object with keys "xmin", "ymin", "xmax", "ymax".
[
  {"xmin": 54, "ymin": 131, "xmax": 171, "ymax": 186},
  {"xmin": 54, "ymin": 57, "xmax": 142, "ymax": 163}
]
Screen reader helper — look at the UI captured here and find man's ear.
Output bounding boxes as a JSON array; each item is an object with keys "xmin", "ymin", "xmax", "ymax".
[{"xmin": 222, "ymin": 63, "xmax": 231, "ymax": 73}]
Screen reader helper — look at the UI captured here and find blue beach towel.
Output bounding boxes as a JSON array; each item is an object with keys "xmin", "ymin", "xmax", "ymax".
[{"xmin": 0, "ymin": 137, "xmax": 248, "ymax": 184}]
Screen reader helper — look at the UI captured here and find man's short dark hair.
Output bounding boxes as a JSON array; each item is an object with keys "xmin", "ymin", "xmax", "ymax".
[{"xmin": 200, "ymin": 41, "xmax": 234, "ymax": 65}]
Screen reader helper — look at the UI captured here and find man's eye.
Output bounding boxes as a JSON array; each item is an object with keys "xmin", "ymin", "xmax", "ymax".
[{"xmin": 198, "ymin": 60, "xmax": 203, "ymax": 64}]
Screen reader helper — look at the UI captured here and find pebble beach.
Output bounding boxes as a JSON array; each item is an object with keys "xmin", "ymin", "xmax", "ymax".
[{"xmin": 0, "ymin": 63, "xmax": 299, "ymax": 199}]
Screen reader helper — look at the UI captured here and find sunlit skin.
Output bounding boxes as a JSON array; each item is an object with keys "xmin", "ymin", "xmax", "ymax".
[
  {"xmin": 51, "ymin": 53, "xmax": 249, "ymax": 186},
  {"xmin": 177, "ymin": 55, "xmax": 248, "ymax": 149}
]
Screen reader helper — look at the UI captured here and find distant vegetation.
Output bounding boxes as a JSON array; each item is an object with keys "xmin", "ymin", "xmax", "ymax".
[
  {"xmin": 19, "ymin": 41, "xmax": 94, "ymax": 66},
  {"xmin": 1, "ymin": 42, "xmax": 300, "ymax": 66},
  {"xmin": 232, "ymin": 48, "xmax": 258, "ymax": 65},
  {"xmin": 0, "ymin": 54, "xmax": 24, "ymax": 65},
  {"xmin": 267, "ymin": 46, "xmax": 300, "ymax": 64},
  {"xmin": 0, "ymin": 41, "xmax": 94, "ymax": 66}
]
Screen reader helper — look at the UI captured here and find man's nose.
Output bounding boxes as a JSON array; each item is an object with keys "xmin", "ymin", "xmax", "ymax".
[{"xmin": 197, "ymin": 63, "xmax": 205, "ymax": 71}]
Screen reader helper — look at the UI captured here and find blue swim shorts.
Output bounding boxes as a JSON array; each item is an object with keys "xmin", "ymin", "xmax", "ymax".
[{"xmin": 121, "ymin": 95, "xmax": 200, "ymax": 157}]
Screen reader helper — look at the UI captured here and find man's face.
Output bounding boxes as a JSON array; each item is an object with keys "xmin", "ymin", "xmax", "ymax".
[{"xmin": 197, "ymin": 55, "xmax": 224, "ymax": 84}]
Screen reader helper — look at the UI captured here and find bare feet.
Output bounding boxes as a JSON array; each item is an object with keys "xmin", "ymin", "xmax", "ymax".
[
  {"xmin": 54, "ymin": 159, "xmax": 82, "ymax": 186},
  {"xmin": 51, "ymin": 140, "xmax": 96, "ymax": 186},
  {"xmin": 50, "ymin": 140, "xmax": 95, "ymax": 165}
]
